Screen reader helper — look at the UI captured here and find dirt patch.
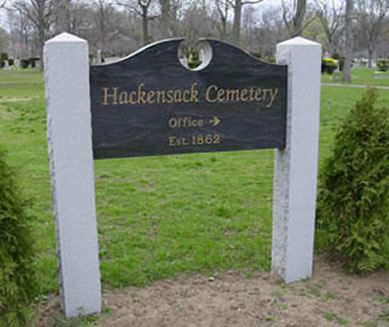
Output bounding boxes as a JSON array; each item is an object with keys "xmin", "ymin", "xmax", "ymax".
[{"xmin": 33, "ymin": 258, "xmax": 389, "ymax": 326}]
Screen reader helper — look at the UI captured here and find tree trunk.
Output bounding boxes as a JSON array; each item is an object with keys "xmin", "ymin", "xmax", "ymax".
[
  {"xmin": 221, "ymin": 16, "xmax": 227, "ymax": 41},
  {"xmin": 293, "ymin": 0, "xmax": 306, "ymax": 36},
  {"xmin": 342, "ymin": 0, "xmax": 353, "ymax": 82},
  {"xmin": 159, "ymin": 0, "xmax": 170, "ymax": 38},
  {"xmin": 368, "ymin": 48, "xmax": 373, "ymax": 68},
  {"xmin": 232, "ymin": 0, "xmax": 242, "ymax": 46},
  {"xmin": 142, "ymin": 11, "xmax": 149, "ymax": 45},
  {"xmin": 38, "ymin": 19, "xmax": 45, "ymax": 70},
  {"xmin": 57, "ymin": 0, "xmax": 71, "ymax": 33},
  {"xmin": 367, "ymin": 39, "xmax": 375, "ymax": 68}
]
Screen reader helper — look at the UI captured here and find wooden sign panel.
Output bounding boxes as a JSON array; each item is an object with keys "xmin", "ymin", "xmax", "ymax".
[{"xmin": 90, "ymin": 39, "xmax": 287, "ymax": 159}]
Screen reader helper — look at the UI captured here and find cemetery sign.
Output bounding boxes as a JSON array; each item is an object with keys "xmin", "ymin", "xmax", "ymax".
[
  {"xmin": 44, "ymin": 33, "xmax": 321, "ymax": 319},
  {"xmin": 90, "ymin": 39, "xmax": 287, "ymax": 159}
]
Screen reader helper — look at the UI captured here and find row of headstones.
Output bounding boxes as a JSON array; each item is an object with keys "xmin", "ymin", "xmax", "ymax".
[
  {"xmin": 4, "ymin": 50, "xmax": 140, "ymax": 68},
  {"xmin": 1, "ymin": 58, "xmax": 42, "ymax": 69}
]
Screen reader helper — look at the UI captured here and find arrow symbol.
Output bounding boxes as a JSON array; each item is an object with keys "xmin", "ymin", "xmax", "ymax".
[{"xmin": 209, "ymin": 116, "xmax": 221, "ymax": 127}]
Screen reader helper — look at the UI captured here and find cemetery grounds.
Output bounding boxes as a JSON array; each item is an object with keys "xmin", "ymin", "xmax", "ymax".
[{"xmin": 0, "ymin": 68, "xmax": 389, "ymax": 326}]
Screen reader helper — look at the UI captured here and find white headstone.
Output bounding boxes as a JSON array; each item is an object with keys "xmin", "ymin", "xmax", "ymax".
[
  {"xmin": 96, "ymin": 49, "xmax": 102, "ymax": 64},
  {"xmin": 44, "ymin": 33, "xmax": 101, "ymax": 317},
  {"xmin": 14, "ymin": 58, "xmax": 21, "ymax": 68},
  {"xmin": 272, "ymin": 37, "xmax": 321, "ymax": 283}
]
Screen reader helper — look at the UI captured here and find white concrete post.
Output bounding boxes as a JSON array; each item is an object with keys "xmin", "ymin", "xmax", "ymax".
[
  {"xmin": 44, "ymin": 33, "xmax": 101, "ymax": 317},
  {"xmin": 272, "ymin": 37, "xmax": 321, "ymax": 283}
]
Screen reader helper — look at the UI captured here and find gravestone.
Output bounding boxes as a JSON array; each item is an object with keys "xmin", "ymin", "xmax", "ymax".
[
  {"xmin": 96, "ymin": 49, "xmax": 102, "ymax": 64},
  {"xmin": 14, "ymin": 58, "xmax": 21, "ymax": 68},
  {"xmin": 44, "ymin": 33, "xmax": 321, "ymax": 318}
]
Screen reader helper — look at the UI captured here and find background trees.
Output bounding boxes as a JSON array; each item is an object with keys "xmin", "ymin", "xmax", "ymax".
[
  {"xmin": 1, "ymin": 0, "xmax": 389, "ymax": 70},
  {"xmin": 315, "ymin": 0, "xmax": 344, "ymax": 56},
  {"xmin": 282, "ymin": 0, "xmax": 309, "ymax": 37},
  {"xmin": 355, "ymin": 0, "xmax": 389, "ymax": 67},
  {"xmin": 11, "ymin": 0, "xmax": 54, "ymax": 63}
]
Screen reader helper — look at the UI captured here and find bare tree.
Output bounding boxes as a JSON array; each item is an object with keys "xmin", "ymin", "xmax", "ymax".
[
  {"xmin": 6, "ymin": 5, "xmax": 33, "ymax": 57},
  {"xmin": 168, "ymin": 0, "xmax": 188, "ymax": 36},
  {"xmin": 232, "ymin": 0, "xmax": 263, "ymax": 46},
  {"xmin": 117, "ymin": 0, "xmax": 157, "ymax": 45},
  {"xmin": 158, "ymin": 0, "xmax": 169, "ymax": 38},
  {"xmin": 342, "ymin": 0, "xmax": 354, "ymax": 82},
  {"xmin": 92, "ymin": 0, "xmax": 115, "ymax": 52},
  {"xmin": 282, "ymin": 0, "xmax": 312, "ymax": 37},
  {"xmin": 315, "ymin": 0, "xmax": 344, "ymax": 55},
  {"xmin": 68, "ymin": 1, "xmax": 92, "ymax": 35},
  {"xmin": 215, "ymin": 0, "xmax": 230, "ymax": 41},
  {"xmin": 356, "ymin": 0, "xmax": 389, "ymax": 67},
  {"xmin": 55, "ymin": 0, "xmax": 71, "ymax": 33},
  {"xmin": 252, "ymin": 6, "xmax": 287, "ymax": 57},
  {"xmin": 12, "ymin": 0, "xmax": 55, "ymax": 65},
  {"xmin": 214, "ymin": 0, "xmax": 262, "ymax": 46}
]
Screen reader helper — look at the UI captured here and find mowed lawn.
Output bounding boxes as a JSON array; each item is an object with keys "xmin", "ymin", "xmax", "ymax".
[
  {"xmin": 322, "ymin": 66, "xmax": 389, "ymax": 87},
  {"xmin": 0, "ymin": 69, "xmax": 388, "ymax": 295}
]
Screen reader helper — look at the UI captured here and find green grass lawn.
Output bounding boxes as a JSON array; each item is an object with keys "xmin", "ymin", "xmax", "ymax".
[
  {"xmin": 322, "ymin": 66, "xmax": 389, "ymax": 87},
  {"xmin": 1, "ymin": 69, "xmax": 389, "ymax": 295}
]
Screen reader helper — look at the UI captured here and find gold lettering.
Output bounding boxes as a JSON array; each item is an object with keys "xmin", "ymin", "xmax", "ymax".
[
  {"xmin": 156, "ymin": 90, "xmax": 166, "ymax": 103},
  {"xmin": 103, "ymin": 84, "xmax": 279, "ymax": 107},
  {"xmin": 266, "ymin": 88, "xmax": 279, "ymax": 108},
  {"xmin": 249, "ymin": 88, "xmax": 256, "ymax": 101},
  {"xmin": 240, "ymin": 88, "xmax": 249, "ymax": 101},
  {"xmin": 119, "ymin": 91, "xmax": 128, "ymax": 104},
  {"xmin": 137, "ymin": 83, "xmax": 147, "ymax": 104},
  {"xmin": 173, "ymin": 90, "xmax": 183, "ymax": 103},
  {"xmin": 168, "ymin": 117, "xmax": 177, "ymax": 128},
  {"xmin": 190, "ymin": 83, "xmax": 199, "ymax": 102},
  {"xmin": 205, "ymin": 85, "xmax": 218, "ymax": 103},
  {"xmin": 147, "ymin": 90, "xmax": 155, "ymax": 104},
  {"xmin": 103, "ymin": 87, "xmax": 118, "ymax": 105},
  {"xmin": 183, "ymin": 90, "xmax": 191, "ymax": 103},
  {"xmin": 225, "ymin": 89, "xmax": 240, "ymax": 102},
  {"xmin": 166, "ymin": 90, "xmax": 174, "ymax": 103},
  {"xmin": 217, "ymin": 88, "xmax": 225, "ymax": 102},
  {"xmin": 255, "ymin": 89, "xmax": 263, "ymax": 101},
  {"xmin": 129, "ymin": 91, "xmax": 137, "ymax": 104},
  {"xmin": 168, "ymin": 136, "xmax": 177, "ymax": 146}
]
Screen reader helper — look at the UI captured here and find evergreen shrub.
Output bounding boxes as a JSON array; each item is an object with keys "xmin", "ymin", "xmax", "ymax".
[
  {"xmin": 322, "ymin": 57, "xmax": 337, "ymax": 74},
  {"xmin": 250, "ymin": 52, "xmax": 261, "ymax": 59},
  {"xmin": 0, "ymin": 52, "xmax": 8, "ymax": 68},
  {"xmin": 0, "ymin": 148, "xmax": 37, "ymax": 326},
  {"xmin": 316, "ymin": 89, "xmax": 389, "ymax": 272},
  {"xmin": 21, "ymin": 59, "xmax": 30, "ymax": 69},
  {"xmin": 377, "ymin": 59, "xmax": 389, "ymax": 72},
  {"xmin": 29, "ymin": 58, "xmax": 40, "ymax": 68}
]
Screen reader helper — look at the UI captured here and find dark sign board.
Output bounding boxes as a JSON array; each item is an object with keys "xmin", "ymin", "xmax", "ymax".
[{"xmin": 90, "ymin": 39, "xmax": 287, "ymax": 159}]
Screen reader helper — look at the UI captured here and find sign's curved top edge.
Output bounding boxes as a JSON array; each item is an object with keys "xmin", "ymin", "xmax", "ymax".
[
  {"xmin": 92, "ymin": 38, "xmax": 184, "ymax": 67},
  {"xmin": 92, "ymin": 38, "xmax": 286, "ymax": 68},
  {"xmin": 199, "ymin": 38, "xmax": 286, "ymax": 68}
]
